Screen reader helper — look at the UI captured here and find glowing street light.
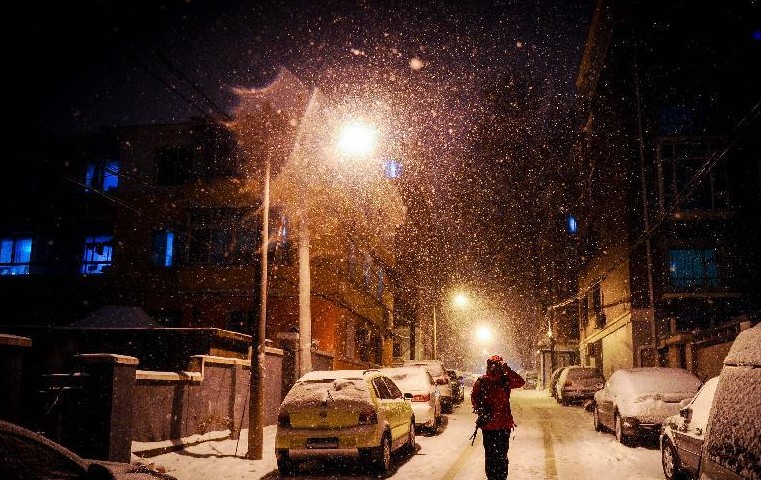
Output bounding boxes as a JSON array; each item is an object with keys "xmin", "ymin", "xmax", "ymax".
[
  {"xmin": 336, "ymin": 121, "xmax": 377, "ymax": 158},
  {"xmin": 476, "ymin": 325, "xmax": 493, "ymax": 343}
]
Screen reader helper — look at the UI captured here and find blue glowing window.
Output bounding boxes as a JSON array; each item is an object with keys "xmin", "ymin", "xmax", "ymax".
[
  {"xmin": 0, "ymin": 237, "xmax": 32, "ymax": 275},
  {"xmin": 384, "ymin": 159, "xmax": 402, "ymax": 179},
  {"xmin": 81, "ymin": 235, "xmax": 113, "ymax": 274},
  {"xmin": 85, "ymin": 159, "xmax": 120, "ymax": 192},
  {"xmin": 567, "ymin": 215, "xmax": 578, "ymax": 234},
  {"xmin": 152, "ymin": 230, "xmax": 175, "ymax": 267},
  {"xmin": 669, "ymin": 248, "xmax": 719, "ymax": 288}
]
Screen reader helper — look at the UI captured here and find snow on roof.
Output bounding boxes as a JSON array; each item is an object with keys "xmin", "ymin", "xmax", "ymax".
[{"xmin": 69, "ymin": 305, "xmax": 159, "ymax": 328}]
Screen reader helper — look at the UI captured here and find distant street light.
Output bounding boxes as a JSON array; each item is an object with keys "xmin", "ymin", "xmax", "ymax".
[{"xmin": 476, "ymin": 325, "xmax": 493, "ymax": 343}]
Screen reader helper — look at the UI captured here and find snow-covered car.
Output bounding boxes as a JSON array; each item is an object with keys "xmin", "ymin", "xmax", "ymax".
[
  {"xmin": 447, "ymin": 369, "xmax": 465, "ymax": 403},
  {"xmin": 547, "ymin": 366, "xmax": 567, "ymax": 399},
  {"xmin": 0, "ymin": 419, "xmax": 177, "ymax": 480},
  {"xmin": 592, "ymin": 367, "xmax": 701, "ymax": 446},
  {"xmin": 660, "ymin": 376, "xmax": 719, "ymax": 480},
  {"xmin": 403, "ymin": 360, "xmax": 453, "ymax": 413},
  {"xmin": 555, "ymin": 366, "xmax": 604, "ymax": 404},
  {"xmin": 697, "ymin": 323, "xmax": 761, "ymax": 480},
  {"xmin": 275, "ymin": 369, "xmax": 415, "ymax": 475},
  {"xmin": 381, "ymin": 367, "xmax": 442, "ymax": 435}
]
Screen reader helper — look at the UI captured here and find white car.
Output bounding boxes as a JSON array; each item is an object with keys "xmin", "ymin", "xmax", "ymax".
[
  {"xmin": 381, "ymin": 367, "xmax": 442, "ymax": 435},
  {"xmin": 660, "ymin": 376, "xmax": 719, "ymax": 480},
  {"xmin": 403, "ymin": 360, "xmax": 453, "ymax": 413},
  {"xmin": 592, "ymin": 367, "xmax": 701, "ymax": 446},
  {"xmin": 275, "ymin": 369, "xmax": 415, "ymax": 475}
]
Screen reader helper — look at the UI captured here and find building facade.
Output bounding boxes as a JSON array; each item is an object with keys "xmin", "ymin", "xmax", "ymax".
[
  {"xmin": 0, "ymin": 69, "xmax": 407, "ymax": 374},
  {"xmin": 571, "ymin": 0, "xmax": 760, "ymax": 380}
]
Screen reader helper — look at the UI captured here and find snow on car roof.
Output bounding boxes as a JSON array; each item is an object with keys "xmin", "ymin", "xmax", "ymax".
[
  {"xmin": 282, "ymin": 370, "xmax": 374, "ymax": 411},
  {"xmin": 612, "ymin": 367, "xmax": 701, "ymax": 397},
  {"xmin": 380, "ymin": 367, "xmax": 431, "ymax": 390},
  {"xmin": 723, "ymin": 324, "xmax": 760, "ymax": 367}
]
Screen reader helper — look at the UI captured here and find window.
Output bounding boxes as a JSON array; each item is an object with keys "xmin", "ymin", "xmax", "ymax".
[
  {"xmin": 590, "ymin": 286, "xmax": 605, "ymax": 328},
  {"xmin": 81, "ymin": 235, "xmax": 113, "ymax": 274},
  {"xmin": 187, "ymin": 208, "xmax": 256, "ymax": 265},
  {"xmin": 566, "ymin": 214, "xmax": 578, "ymax": 234},
  {"xmin": 372, "ymin": 377, "xmax": 394, "ymax": 399},
  {"xmin": 155, "ymin": 146, "xmax": 192, "ymax": 185},
  {"xmin": 669, "ymin": 248, "xmax": 719, "ymax": 288},
  {"xmin": 152, "ymin": 230, "xmax": 175, "ymax": 267},
  {"xmin": 383, "ymin": 159, "xmax": 402, "ymax": 179},
  {"xmin": 0, "ymin": 236, "xmax": 32, "ymax": 275},
  {"xmin": 658, "ymin": 139, "xmax": 729, "ymax": 212},
  {"xmin": 85, "ymin": 159, "xmax": 119, "ymax": 192}
]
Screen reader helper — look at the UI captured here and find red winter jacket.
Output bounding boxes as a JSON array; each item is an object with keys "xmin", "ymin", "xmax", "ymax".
[{"xmin": 471, "ymin": 367, "xmax": 525, "ymax": 430}]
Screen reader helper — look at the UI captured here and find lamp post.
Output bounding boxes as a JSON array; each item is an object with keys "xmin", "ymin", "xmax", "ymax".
[{"xmin": 297, "ymin": 114, "xmax": 378, "ymax": 376}]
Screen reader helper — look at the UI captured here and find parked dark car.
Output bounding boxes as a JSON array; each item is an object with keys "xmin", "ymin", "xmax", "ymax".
[
  {"xmin": 0, "ymin": 419, "xmax": 177, "ymax": 480},
  {"xmin": 592, "ymin": 367, "xmax": 701, "ymax": 446},
  {"xmin": 555, "ymin": 366, "xmax": 604, "ymax": 404}
]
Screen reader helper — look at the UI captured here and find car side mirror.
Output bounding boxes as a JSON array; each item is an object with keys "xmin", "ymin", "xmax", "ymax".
[
  {"xmin": 404, "ymin": 392, "xmax": 413, "ymax": 400},
  {"xmin": 436, "ymin": 378, "xmax": 448, "ymax": 385},
  {"xmin": 679, "ymin": 405, "xmax": 692, "ymax": 422}
]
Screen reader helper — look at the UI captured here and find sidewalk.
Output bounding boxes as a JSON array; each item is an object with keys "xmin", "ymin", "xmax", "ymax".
[{"xmin": 131, "ymin": 426, "xmax": 279, "ymax": 480}]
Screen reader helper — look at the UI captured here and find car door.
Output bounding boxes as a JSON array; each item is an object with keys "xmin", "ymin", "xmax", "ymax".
[
  {"xmin": 373, "ymin": 376, "xmax": 409, "ymax": 446},
  {"xmin": 595, "ymin": 379, "xmax": 617, "ymax": 429},
  {"xmin": 673, "ymin": 377, "xmax": 718, "ymax": 475}
]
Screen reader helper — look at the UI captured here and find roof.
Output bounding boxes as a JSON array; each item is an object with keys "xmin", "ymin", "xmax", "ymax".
[{"xmin": 69, "ymin": 305, "xmax": 159, "ymax": 328}]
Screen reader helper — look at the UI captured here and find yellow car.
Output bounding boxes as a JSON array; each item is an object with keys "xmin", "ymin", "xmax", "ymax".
[{"xmin": 275, "ymin": 369, "xmax": 416, "ymax": 475}]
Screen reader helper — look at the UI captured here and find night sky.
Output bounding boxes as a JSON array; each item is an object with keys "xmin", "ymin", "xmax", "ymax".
[{"xmin": 13, "ymin": 0, "xmax": 595, "ymax": 362}]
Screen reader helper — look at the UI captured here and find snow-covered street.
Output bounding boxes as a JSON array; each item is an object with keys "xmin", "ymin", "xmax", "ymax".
[{"xmin": 138, "ymin": 389, "xmax": 664, "ymax": 479}]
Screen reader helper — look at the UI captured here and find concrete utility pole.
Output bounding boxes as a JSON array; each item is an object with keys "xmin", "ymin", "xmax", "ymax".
[{"xmin": 247, "ymin": 153, "xmax": 270, "ymax": 460}]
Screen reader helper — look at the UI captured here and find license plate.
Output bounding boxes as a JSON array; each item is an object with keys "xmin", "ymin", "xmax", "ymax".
[{"xmin": 307, "ymin": 437, "xmax": 339, "ymax": 449}]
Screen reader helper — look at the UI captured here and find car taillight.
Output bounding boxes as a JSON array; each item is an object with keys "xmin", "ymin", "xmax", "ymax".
[
  {"xmin": 358, "ymin": 408, "xmax": 378, "ymax": 425},
  {"xmin": 412, "ymin": 393, "xmax": 430, "ymax": 402},
  {"xmin": 277, "ymin": 412, "xmax": 291, "ymax": 427}
]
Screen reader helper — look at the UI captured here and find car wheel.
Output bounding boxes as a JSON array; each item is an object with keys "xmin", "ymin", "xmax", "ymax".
[
  {"xmin": 593, "ymin": 406, "xmax": 604, "ymax": 432},
  {"xmin": 615, "ymin": 414, "xmax": 632, "ymax": 446},
  {"xmin": 375, "ymin": 434, "xmax": 391, "ymax": 473},
  {"xmin": 277, "ymin": 453, "xmax": 296, "ymax": 477},
  {"xmin": 404, "ymin": 421, "xmax": 416, "ymax": 455},
  {"xmin": 661, "ymin": 438, "xmax": 685, "ymax": 480}
]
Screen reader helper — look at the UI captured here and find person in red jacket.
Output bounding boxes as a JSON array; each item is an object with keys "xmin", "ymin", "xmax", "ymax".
[{"xmin": 471, "ymin": 354, "xmax": 525, "ymax": 480}]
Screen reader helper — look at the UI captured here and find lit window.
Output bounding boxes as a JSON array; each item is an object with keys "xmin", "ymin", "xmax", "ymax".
[
  {"xmin": 384, "ymin": 159, "xmax": 402, "ymax": 179},
  {"xmin": 152, "ymin": 230, "xmax": 175, "ymax": 267},
  {"xmin": 669, "ymin": 248, "xmax": 719, "ymax": 288},
  {"xmin": 85, "ymin": 159, "xmax": 119, "ymax": 192},
  {"xmin": 81, "ymin": 235, "xmax": 113, "ymax": 274},
  {"xmin": 567, "ymin": 215, "xmax": 578, "ymax": 234},
  {"xmin": 0, "ymin": 236, "xmax": 32, "ymax": 275}
]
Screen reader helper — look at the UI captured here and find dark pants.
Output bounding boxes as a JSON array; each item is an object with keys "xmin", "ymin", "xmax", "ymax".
[{"xmin": 482, "ymin": 429, "xmax": 511, "ymax": 480}]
